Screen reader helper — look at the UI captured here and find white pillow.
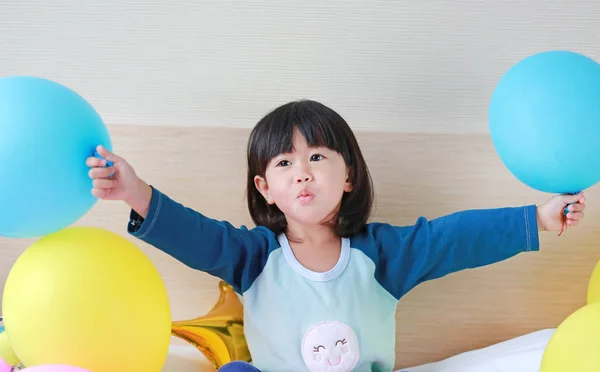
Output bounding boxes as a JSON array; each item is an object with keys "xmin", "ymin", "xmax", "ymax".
[{"xmin": 397, "ymin": 328, "xmax": 555, "ymax": 372}]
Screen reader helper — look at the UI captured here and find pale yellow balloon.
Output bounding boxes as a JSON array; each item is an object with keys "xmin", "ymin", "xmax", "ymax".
[
  {"xmin": 540, "ymin": 302, "xmax": 600, "ymax": 371},
  {"xmin": 2, "ymin": 226, "xmax": 171, "ymax": 371},
  {"xmin": 0, "ymin": 332, "xmax": 20, "ymax": 366},
  {"xmin": 587, "ymin": 259, "xmax": 600, "ymax": 304}
]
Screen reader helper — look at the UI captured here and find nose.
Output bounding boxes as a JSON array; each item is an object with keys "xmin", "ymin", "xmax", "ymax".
[
  {"xmin": 296, "ymin": 174, "xmax": 312, "ymax": 183},
  {"xmin": 295, "ymin": 162, "xmax": 313, "ymax": 183}
]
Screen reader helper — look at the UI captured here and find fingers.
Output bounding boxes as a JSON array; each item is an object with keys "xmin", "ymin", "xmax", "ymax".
[
  {"xmin": 92, "ymin": 187, "xmax": 110, "ymax": 199},
  {"xmin": 567, "ymin": 202, "xmax": 586, "ymax": 213},
  {"xmin": 566, "ymin": 211, "xmax": 584, "ymax": 220},
  {"xmin": 89, "ymin": 167, "xmax": 115, "ymax": 179},
  {"xmin": 96, "ymin": 145, "xmax": 120, "ymax": 163},
  {"xmin": 86, "ymin": 156, "xmax": 107, "ymax": 168},
  {"xmin": 86, "ymin": 144, "xmax": 120, "ymax": 168},
  {"xmin": 86, "ymin": 146, "xmax": 121, "ymax": 200},
  {"xmin": 565, "ymin": 204, "xmax": 584, "ymax": 228},
  {"xmin": 561, "ymin": 192, "xmax": 585, "ymax": 204},
  {"xmin": 90, "ymin": 169, "xmax": 115, "ymax": 199},
  {"xmin": 93, "ymin": 178, "xmax": 115, "ymax": 189}
]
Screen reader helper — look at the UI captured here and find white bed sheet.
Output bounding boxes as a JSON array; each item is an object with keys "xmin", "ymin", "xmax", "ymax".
[
  {"xmin": 400, "ymin": 329, "xmax": 555, "ymax": 372},
  {"xmin": 163, "ymin": 328, "xmax": 555, "ymax": 372}
]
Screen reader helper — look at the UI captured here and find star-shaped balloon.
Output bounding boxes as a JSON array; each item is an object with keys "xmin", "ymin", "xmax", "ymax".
[{"xmin": 171, "ymin": 281, "xmax": 251, "ymax": 369}]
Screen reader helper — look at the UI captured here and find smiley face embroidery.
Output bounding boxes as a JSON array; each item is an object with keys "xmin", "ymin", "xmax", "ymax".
[{"xmin": 301, "ymin": 320, "xmax": 359, "ymax": 372}]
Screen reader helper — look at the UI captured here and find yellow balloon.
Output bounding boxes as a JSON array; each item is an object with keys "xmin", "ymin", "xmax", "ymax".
[
  {"xmin": 540, "ymin": 302, "xmax": 600, "ymax": 371},
  {"xmin": 587, "ymin": 259, "xmax": 600, "ymax": 304},
  {"xmin": 2, "ymin": 226, "xmax": 171, "ymax": 371},
  {"xmin": 0, "ymin": 332, "xmax": 20, "ymax": 367}
]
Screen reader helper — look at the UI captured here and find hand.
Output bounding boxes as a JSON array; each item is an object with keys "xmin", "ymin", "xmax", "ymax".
[
  {"xmin": 536, "ymin": 192, "xmax": 586, "ymax": 232},
  {"xmin": 86, "ymin": 145, "xmax": 153, "ymax": 217}
]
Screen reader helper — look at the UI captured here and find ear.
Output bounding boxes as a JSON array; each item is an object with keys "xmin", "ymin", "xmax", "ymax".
[
  {"xmin": 344, "ymin": 167, "xmax": 354, "ymax": 193},
  {"xmin": 254, "ymin": 175, "xmax": 275, "ymax": 204}
]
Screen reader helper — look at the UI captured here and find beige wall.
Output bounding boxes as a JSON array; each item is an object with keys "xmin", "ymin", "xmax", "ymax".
[{"xmin": 0, "ymin": 0, "xmax": 599, "ymax": 133}]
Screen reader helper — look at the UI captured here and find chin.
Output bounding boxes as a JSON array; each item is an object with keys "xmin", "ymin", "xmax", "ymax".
[{"xmin": 282, "ymin": 206, "xmax": 338, "ymax": 228}]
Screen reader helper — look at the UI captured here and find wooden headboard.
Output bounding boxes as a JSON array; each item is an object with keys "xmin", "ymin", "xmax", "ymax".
[{"xmin": 1, "ymin": 125, "xmax": 599, "ymax": 369}]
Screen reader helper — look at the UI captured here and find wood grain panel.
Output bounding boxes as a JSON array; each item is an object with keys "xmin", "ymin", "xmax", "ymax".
[{"xmin": 1, "ymin": 125, "xmax": 599, "ymax": 369}]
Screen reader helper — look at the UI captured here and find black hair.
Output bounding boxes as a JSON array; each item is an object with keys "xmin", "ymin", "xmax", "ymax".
[{"xmin": 246, "ymin": 99, "xmax": 374, "ymax": 237}]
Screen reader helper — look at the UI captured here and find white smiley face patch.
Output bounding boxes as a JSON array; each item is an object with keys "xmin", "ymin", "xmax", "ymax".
[{"xmin": 301, "ymin": 320, "xmax": 359, "ymax": 372}]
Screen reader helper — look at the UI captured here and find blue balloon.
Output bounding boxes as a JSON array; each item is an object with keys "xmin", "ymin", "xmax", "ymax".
[
  {"xmin": 0, "ymin": 76, "xmax": 112, "ymax": 238},
  {"xmin": 489, "ymin": 50, "xmax": 600, "ymax": 194}
]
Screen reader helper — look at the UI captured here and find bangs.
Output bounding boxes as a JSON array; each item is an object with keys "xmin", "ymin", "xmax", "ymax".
[{"xmin": 251, "ymin": 100, "xmax": 351, "ymax": 174}]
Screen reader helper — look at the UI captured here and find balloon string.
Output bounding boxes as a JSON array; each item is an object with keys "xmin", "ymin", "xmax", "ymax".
[
  {"xmin": 558, "ymin": 191, "xmax": 580, "ymax": 237},
  {"xmin": 558, "ymin": 219, "xmax": 566, "ymax": 236}
]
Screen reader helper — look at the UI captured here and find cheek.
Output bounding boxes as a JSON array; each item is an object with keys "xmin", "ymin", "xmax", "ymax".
[
  {"xmin": 265, "ymin": 178, "xmax": 290, "ymax": 201},
  {"xmin": 333, "ymin": 163, "xmax": 351, "ymax": 184},
  {"xmin": 324, "ymin": 169, "xmax": 350, "ymax": 195}
]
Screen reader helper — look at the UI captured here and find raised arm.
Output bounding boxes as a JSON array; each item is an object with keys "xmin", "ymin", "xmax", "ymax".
[
  {"xmin": 128, "ymin": 188, "xmax": 277, "ymax": 293},
  {"xmin": 357, "ymin": 205, "xmax": 540, "ymax": 300},
  {"xmin": 87, "ymin": 146, "xmax": 275, "ymax": 294},
  {"xmin": 127, "ymin": 186, "xmax": 275, "ymax": 294}
]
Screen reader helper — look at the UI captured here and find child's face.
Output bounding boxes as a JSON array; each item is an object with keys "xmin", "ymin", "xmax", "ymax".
[{"xmin": 254, "ymin": 129, "xmax": 353, "ymax": 228}]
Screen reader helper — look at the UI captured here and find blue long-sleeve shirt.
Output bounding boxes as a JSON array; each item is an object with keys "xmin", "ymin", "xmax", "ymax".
[{"xmin": 128, "ymin": 187, "xmax": 539, "ymax": 371}]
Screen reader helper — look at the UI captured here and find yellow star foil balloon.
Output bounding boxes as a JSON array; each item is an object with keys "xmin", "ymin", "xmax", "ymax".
[{"xmin": 171, "ymin": 281, "xmax": 251, "ymax": 369}]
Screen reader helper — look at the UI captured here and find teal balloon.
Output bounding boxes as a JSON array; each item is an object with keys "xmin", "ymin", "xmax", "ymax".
[
  {"xmin": 489, "ymin": 50, "xmax": 600, "ymax": 194},
  {"xmin": 0, "ymin": 76, "xmax": 111, "ymax": 238}
]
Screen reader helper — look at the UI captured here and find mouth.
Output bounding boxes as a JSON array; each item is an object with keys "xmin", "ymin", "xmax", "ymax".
[
  {"xmin": 296, "ymin": 190, "xmax": 314, "ymax": 204},
  {"xmin": 328, "ymin": 356, "xmax": 342, "ymax": 366}
]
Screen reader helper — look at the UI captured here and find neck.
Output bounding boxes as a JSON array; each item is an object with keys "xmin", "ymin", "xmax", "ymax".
[
  {"xmin": 284, "ymin": 220, "xmax": 342, "ymax": 273},
  {"xmin": 285, "ymin": 221, "xmax": 338, "ymax": 245}
]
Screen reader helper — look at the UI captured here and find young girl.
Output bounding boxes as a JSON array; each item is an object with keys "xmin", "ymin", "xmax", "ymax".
[{"xmin": 87, "ymin": 100, "xmax": 585, "ymax": 372}]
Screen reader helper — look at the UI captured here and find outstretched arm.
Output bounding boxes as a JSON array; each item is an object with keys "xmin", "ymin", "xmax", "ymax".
[
  {"xmin": 363, "ymin": 193, "xmax": 585, "ymax": 301},
  {"xmin": 87, "ymin": 146, "xmax": 275, "ymax": 294},
  {"xmin": 362, "ymin": 205, "xmax": 539, "ymax": 300},
  {"xmin": 127, "ymin": 187, "xmax": 275, "ymax": 294}
]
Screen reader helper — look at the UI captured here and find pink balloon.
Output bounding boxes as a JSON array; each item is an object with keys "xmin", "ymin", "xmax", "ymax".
[
  {"xmin": 0, "ymin": 357, "xmax": 92, "ymax": 372},
  {"xmin": 0, "ymin": 357, "xmax": 11, "ymax": 372},
  {"xmin": 21, "ymin": 366, "xmax": 91, "ymax": 372}
]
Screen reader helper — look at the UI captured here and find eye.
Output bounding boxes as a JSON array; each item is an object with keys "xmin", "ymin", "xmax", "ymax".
[
  {"xmin": 310, "ymin": 154, "xmax": 324, "ymax": 161},
  {"xmin": 276, "ymin": 160, "xmax": 291, "ymax": 167},
  {"xmin": 335, "ymin": 339, "xmax": 347, "ymax": 346},
  {"xmin": 313, "ymin": 345, "xmax": 325, "ymax": 352}
]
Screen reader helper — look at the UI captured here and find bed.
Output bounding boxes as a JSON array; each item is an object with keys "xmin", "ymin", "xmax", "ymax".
[
  {"xmin": 162, "ymin": 328, "xmax": 555, "ymax": 371},
  {"xmin": 1, "ymin": 125, "xmax": 598, "ymax": 370}
]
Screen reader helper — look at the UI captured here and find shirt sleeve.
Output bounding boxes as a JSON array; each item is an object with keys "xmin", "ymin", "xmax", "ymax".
[
  {"xmin": 358, "ymin": 205, "xmax": 540, "ymax": 300},
  {"xmin": 127, "ymin": 186, "xmax": 275, "ymax": 294}
]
